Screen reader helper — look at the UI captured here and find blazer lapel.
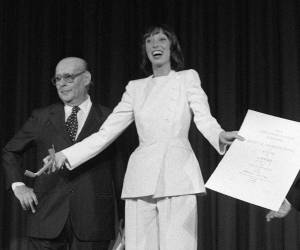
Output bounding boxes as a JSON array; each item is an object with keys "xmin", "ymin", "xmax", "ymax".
[
  {"xmin": 49, "ymin": 104, "xmax": 73, "ymax": 144},
  {"xmin": 76, "ymin": 104, "xmax": 106, "ymax": 142}
]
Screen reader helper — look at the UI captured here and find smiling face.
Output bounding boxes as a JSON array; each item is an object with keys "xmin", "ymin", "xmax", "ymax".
[
  {"xmin": 55, "ymin": 58, "xmax": 90, "ymax": 106},
  {"xmin": 145, "ymin": 30, "xmax": 171, "ymax": 72}
]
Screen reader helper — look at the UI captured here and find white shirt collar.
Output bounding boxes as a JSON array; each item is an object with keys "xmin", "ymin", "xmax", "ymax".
[{"xmin": 64, "ymin": 95, "xmax": 92, "ymax": 115}]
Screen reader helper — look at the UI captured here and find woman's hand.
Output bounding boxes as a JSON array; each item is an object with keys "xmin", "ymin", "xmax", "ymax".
[
  {"xmin": 43, "ymin": 152, "xmax": 68, "ymax": 173},
  {"xmin": 219, "ymin": 131, "xmax": 244, "ymax": 146}
]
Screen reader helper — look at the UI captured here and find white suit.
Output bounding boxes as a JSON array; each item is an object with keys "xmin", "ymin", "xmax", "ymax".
[
  {"xmin": 62, "ymin": 69, "xmax": 225, "ymax": 250},
  {"xmin": 63, "ymin": 69, "xmax": 224, "ymax": 197}
]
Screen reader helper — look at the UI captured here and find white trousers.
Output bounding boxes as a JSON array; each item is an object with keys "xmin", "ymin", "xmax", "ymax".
[{"xmin": 125, "ymin": 195, "xmax": 197, "ymax": 250}]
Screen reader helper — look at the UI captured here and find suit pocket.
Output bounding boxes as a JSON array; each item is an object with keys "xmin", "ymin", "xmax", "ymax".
[{"xmin": 95, "ymin": 193, "xmax": 113, "ymax": 199}]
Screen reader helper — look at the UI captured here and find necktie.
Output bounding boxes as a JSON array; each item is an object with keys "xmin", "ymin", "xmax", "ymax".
[{"xmin": 65, "ymin": 106, "xmax": 80, "ymax": 142}]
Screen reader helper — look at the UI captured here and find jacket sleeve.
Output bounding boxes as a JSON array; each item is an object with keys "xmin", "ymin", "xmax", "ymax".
[
  {"xmin": 286, "ymin": 173, "xmax": 300, "ymax": 210},
  {"xmin": 185, "ymin": 69, "xmax": 225, "ymax": 154},
  {"xmin": 63, "ymin": 81, "xmax": 135, "ymax": 169},
  {"xmin": 1, "ymin": 110, "xmax": 40, "ymax": 189}
]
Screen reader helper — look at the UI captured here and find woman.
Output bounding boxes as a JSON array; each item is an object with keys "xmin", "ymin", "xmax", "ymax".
[{"xmin": 52, "ymin": 25, "xmax": 242, "ymax": 250}]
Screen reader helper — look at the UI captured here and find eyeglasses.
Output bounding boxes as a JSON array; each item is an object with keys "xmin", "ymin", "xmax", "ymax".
[{"xmin": 51, "ymin": 70, "xmax": 86, "ymax": 86}]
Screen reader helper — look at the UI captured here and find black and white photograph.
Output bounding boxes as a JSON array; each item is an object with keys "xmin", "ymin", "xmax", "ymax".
[{"xmin": 1, "ymin": 1, "xmax": 300, "ymax": 250}]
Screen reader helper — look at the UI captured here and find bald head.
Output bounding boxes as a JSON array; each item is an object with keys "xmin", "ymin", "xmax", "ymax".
[{"xmin": 56, "ymin": 57, "xmax": 87, "ymax": 73}]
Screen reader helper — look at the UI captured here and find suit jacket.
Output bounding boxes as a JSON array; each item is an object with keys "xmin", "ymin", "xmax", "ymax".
[
  {"xmin": 63, "ymin": 69, "xmax": 225, "ymax": 198},
  {"xmin": 287, "ymin": 173, "xmax": 300, "ymax": 210},
  {"xmin": 2, "ymin": 103, "xmax": 124, "ymax": 240}
]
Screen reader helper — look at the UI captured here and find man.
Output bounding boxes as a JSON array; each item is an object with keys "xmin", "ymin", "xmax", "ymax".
[{"xmin": 2, "ymin": 57, "xmax": 124, "ymax": 250}]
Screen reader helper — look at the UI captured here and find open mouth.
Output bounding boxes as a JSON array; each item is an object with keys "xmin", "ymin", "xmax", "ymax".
[{"xmin": 152, "ymin": 50, "xmax": 163, "ymax": 58}]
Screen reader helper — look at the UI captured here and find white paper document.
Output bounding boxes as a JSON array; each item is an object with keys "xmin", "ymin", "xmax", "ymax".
[{"xmin": 205, "ymin": 110, "xmax": 300, "ymax": 211}]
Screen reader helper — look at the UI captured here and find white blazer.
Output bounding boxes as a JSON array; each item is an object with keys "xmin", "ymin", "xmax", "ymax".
[{"xmin": 63, "ymin": 69, "xmax": 225, "ymax": 198}]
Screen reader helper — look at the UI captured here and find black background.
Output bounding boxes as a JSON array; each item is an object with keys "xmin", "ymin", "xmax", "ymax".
[{"xmin": 1, "ymin": 0, "xmax": 300, "ymax": 249}]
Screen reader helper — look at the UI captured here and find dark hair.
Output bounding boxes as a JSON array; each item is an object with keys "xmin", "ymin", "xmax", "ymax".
[{"xmin": 140, "ymin": 25, "xmax": 185, "ymax": 75}]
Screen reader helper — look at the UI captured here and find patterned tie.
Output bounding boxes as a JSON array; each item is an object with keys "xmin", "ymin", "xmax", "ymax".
[{"xmin": 65, "ymin": 106, "xmax": 80, "ymax": 142}]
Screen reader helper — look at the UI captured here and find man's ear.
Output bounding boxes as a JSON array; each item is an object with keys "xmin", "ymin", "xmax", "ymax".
[{"xmin": 83, "ymin": 71, "xmax": 91, "ymax": 86}]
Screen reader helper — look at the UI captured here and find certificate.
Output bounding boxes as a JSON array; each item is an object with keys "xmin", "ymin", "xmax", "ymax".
[{"xmin": 205, "ymin": 110, "xmax": 300, "ymax": 211}]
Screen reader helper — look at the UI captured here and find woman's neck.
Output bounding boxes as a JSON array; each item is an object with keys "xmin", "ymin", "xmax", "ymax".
[{"xmin": 152, "ymin": 64, "xmax": 171, "ymax": 77}]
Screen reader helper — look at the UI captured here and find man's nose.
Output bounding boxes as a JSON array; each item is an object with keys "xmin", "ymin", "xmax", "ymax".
[{"xmin": 56, "ymin": 79, "xmax": 67, "ymax": 87}]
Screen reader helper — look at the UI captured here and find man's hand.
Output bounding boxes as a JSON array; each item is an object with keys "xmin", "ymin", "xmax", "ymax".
[
  {"xmin": 43, "ymin": 151, "xmax": 68, "ymax": 173},
  {"xmin": 266, "ymin": 199, "xmax": 291, "ymax": 222},
  {"xmin": 219, "ymin": 131, "xmax": 244, "ymax": 146},
  {"xmin": 13, "ymin": 185, "xmax": 38, "ymax": 213}
]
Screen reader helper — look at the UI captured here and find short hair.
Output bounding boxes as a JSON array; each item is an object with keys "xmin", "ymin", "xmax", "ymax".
[
  {"xmin": 74, "ymin": 58, "xmax": 93, "ymax": 91},
  {"xmin": 140, "ymin": 25, "xmax": 185, "ymax": 75},
  {"xmin": 73, "ymin": 58, "xmax": 93, "ymax": 91},
  {"xmin": 72, "ymin": 57, "xmax": 93, "ymax": 92},
  {"xmin": 81, "ymin": 59, "xmax": 88, "ymax": 72}
]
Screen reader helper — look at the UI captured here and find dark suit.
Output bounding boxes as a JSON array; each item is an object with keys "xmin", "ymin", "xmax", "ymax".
[
  {"xmin": 287, "ymin": 173, "xmax": 300, "ymax": 210},
  {"xmin": 2, "ymin": 102, "xmax": 124, "ymax": 245}
]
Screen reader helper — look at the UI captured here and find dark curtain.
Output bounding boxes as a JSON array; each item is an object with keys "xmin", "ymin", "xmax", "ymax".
[{"xmin": 1, "ymin": 0, "xmax": 300, "ymax": 249}]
